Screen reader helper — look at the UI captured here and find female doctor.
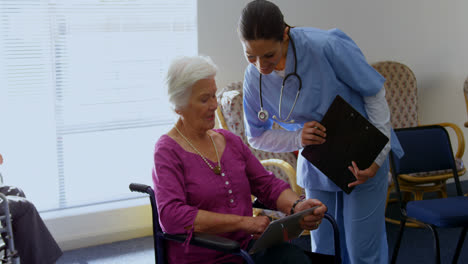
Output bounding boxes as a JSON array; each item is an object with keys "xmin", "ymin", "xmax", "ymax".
[{"xmin": 237, "ymin": 1, "xmax": 403, "ymax": 263}]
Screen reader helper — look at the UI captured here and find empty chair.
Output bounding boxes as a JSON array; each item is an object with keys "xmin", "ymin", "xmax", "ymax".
[
  {"xmin": 372, "ymin": 61, "xmax": 466, "ymax": 226},
  {"xmin": 389, "ymin": 125, "xmax": 468, "ymax": 263}
]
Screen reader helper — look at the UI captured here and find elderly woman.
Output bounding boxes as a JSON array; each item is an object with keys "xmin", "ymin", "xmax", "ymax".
[{"xmin": 152, "ymin": 56, "xmax": 327, "ymax": 264}]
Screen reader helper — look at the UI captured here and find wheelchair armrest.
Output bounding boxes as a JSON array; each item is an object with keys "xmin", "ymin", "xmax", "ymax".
[
  {"xmin": 324, "ymin": 212, "xmax": 341, "ymax": 264},
  {"xmin": 129, "ymin": 183, "xmax": 153, "ymax": 195},
  {"xmin": 163, "ymin": 232, "xmax": 242, "ymax": 254}
]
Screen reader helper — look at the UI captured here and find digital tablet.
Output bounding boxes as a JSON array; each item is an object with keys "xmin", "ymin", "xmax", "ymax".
[{"xmin": 248, "ymin": 206, "xmax": 318, "ymax": 254}]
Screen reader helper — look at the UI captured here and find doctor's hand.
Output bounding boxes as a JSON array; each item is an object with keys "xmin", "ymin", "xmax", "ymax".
[
  {"xmin": 301, "ymin": 121, "xmax": 326, "ymax": 146},
  {"xmin": 295, "ymin": 199, "xmax": 327, "ymax": 230},
  {"xmin": 347, "ymin": 161, "xmax": 380, "ymax": 187}
]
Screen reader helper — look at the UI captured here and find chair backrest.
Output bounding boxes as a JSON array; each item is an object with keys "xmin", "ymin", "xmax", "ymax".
[
  {"xmin": 372, "ymin": 61, "xmax": 419, "ymax": 128},
  {"xmin": 389, "ymin": 126, "xmax": 464, "ymax": 197},
  {"xmin": 216, "ymin": 82, "xmax": 298, "ymax": 184}
]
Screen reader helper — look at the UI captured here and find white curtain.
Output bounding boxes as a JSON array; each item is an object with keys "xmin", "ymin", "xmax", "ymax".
[{"xmin": 0, "ymin": 0, "xmax": 197, "ymax": 211}]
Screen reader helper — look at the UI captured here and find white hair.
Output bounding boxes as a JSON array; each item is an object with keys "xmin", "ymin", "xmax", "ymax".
[{"xmin": 166, "ymin": 55, "xmax": 218, "ymax": 111}]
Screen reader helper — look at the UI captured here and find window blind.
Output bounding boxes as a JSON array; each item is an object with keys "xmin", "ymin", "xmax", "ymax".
[{"xmin": 0, "ymin": 0, "xmax": 197, "ymax": 211}]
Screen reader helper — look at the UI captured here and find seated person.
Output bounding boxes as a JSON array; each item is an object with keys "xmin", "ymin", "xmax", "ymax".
[
  {"xmin": 152, "ymin": 56, "xmax": 327, "ymax": 264},
  {"xmin": 0, "ymin": 154, "xmax": 63, "ymax": 264}
]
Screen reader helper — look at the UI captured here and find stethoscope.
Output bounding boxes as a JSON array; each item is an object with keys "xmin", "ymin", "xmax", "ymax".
[{"xmin": 258, "ymin": 31, "xmax": 302, "ymax": 124}]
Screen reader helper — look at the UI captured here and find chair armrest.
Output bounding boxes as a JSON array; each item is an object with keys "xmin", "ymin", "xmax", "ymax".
[
  {"xmin": 426, "ymin": 122, "xmax": 465, "ymax": 159},
  {"xmin": 260, "ymin": 158, "xmax": 301, "ymax": 195},
  {"xmin": 165, "ymin": 214, "xmax": 340, "ymax": 260},
  {"xmin": 129, "ymin": 183, "xmax": 153, "ymax": 195},
  {"xmin": 163, "ymin": 232, "xmax": 241, "ymax": 254},
  {"xmin": 324, "ymin": 212, "xmax": 341, "ymax": 264}
]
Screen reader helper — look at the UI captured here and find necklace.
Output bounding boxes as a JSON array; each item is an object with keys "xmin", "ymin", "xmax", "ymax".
[{"xmin": 174, "ymin": 125, "xmax": 221, "ymax": 175}]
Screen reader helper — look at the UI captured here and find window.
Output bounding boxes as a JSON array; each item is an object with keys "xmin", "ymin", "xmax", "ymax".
[{"xmin": 0, "ymin": 0, "xmax": 197, "ymax": 212}]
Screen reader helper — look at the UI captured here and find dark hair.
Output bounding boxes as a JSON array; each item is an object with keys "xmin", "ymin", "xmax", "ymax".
[{"xmin": 238, "ymin": 0, "xmax": 286, "ymax": 42}]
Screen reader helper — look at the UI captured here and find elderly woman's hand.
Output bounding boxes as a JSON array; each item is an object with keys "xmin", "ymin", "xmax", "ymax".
[
  {"xmin": 241, "ymin": 215, "xmax": 271, "ymax": 239},
  {"xmin": 295, "ymin": 199, "xmax": 327, "ymax": 230}
]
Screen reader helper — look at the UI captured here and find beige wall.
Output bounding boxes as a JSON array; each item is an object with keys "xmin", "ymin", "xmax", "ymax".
[{"xmin": 199, "ymin": 0, "xmax": 468, "ymax": 176}]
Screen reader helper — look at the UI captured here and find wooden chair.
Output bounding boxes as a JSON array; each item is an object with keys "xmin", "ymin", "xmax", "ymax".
[{"xmin": 372, "ymin": 61, "xmax": 466, "ymax": 227}]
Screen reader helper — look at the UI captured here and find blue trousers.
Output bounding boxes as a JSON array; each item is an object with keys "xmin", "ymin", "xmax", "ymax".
[{"xmin": 305, "ymin": 166, "xmax": 389, "ymax": 264}]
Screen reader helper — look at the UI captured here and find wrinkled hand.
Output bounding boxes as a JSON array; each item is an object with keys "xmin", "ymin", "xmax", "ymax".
[
  {"xmin": 294, "ymin": 199, "xmax": 327, "ymax": 230},
  {"xmin": 301, "ymin": 121, "xmax": 326, "ymax": 146},
  {"xmin": 347, "ymin": 161, "xmax": 380, "ymax": 188},
  {"xmin": 242, "ymin": 215, "xmax": 270, "ymax": 239}
]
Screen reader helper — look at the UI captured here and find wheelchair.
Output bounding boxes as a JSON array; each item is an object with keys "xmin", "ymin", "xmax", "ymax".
[
  {"xmin": 0, "ymin": 193, "xmax": 19, "ymax": 264},
  {"xmin": 130, "ymin": 183, "xmax": 342, "ymax": 264}
]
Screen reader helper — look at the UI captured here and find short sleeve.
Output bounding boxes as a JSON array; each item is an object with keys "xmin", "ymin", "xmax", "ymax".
[{"xmin": 324, "ymin": 29, "xmax": 385, "ymax": 97}]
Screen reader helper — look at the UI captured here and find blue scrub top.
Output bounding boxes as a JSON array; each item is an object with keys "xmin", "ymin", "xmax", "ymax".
[{"xmin": 242, "ymin": 27, "xmax": 404, "ymax": 191}]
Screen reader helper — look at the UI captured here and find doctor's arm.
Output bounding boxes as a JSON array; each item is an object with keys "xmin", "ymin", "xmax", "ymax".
[
  {"xmin": 248, "ymin": 121, "xmax": 329, "ymax": 152},
  {"xmin": 243, "ymin": 71, "xmax": 310, "ymax": 153},
  {"xmin": 348, "ymin": 86, "xmax": 391, "ymax": 187},
  {"xmin": 247, "ymin": 128, "xmax": 304, "ymax": 152}
]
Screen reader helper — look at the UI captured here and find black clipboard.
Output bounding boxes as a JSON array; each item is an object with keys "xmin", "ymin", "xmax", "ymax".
[{"xmin": 301, "ymin": 95, "xmax": 389, "ymax": 194}]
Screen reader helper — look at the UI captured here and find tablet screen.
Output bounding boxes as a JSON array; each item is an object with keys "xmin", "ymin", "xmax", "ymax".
[{"xmin": 248, "ymin": 206, "xmax": 318, "ymax": 254}]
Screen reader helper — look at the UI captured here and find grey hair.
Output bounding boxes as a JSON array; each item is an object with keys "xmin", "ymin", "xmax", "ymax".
[{"xmin": 166, "ymin": 55, "xmax": 218, "ymax": 111}]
